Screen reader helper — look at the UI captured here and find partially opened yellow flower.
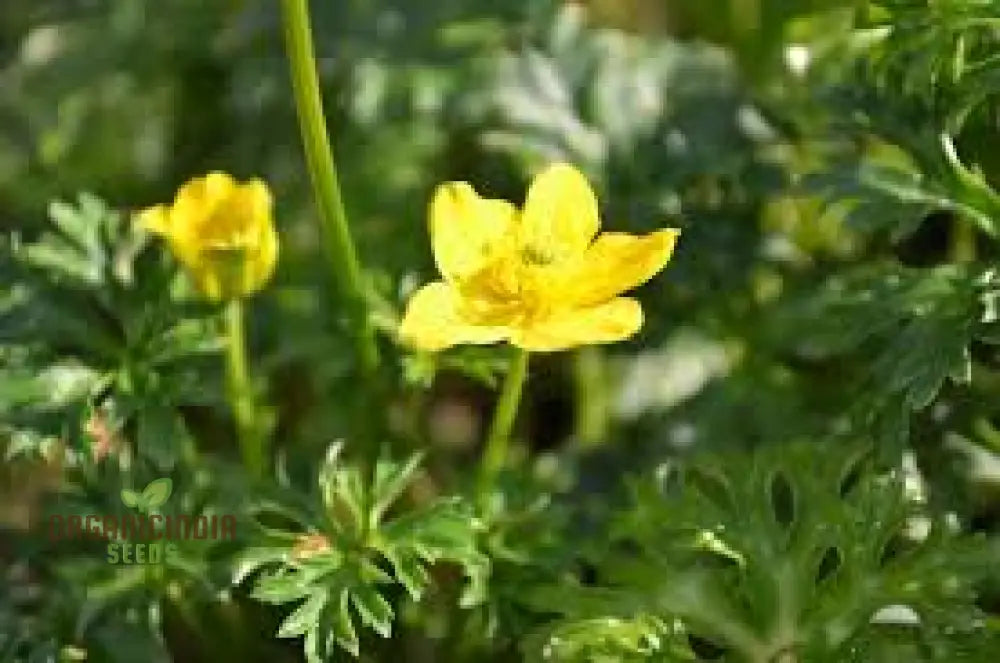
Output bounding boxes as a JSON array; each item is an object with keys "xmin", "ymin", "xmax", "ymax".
[
  {"xmin": 137, "ymin": 172, "xmax": 278, "ymax": 300},
  {"xmin": 400, "ymin": 163, "xmax": 679, "ymax": 352}
]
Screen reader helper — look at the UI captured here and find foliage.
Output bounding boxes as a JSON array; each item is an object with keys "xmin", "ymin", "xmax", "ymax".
[
  {"xmin": 0, "ymin": 193, "xmax": 222, "ymax": 469},
  {"xmin": 525, "ymin": 443, "xmax": 998, "ymax": 662},
  {"xmin": 1, "ymin": 1, "xmax": 1000, "ymax": 662},
  {"xmin": 235, "ymin": 444, "xmax": 487, "ymax": 660}
]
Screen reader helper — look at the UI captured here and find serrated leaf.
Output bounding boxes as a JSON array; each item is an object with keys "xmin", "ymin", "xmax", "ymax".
[
  {"xmin": 871, "ymin": 311, "xmax": 974, "ymax": 410},
  {"xmin": 535, "ymin": 442, "xmax": 992, "ymax": 661},
  {"xmin": 332, "ymin": 589, "xmax": 360, "ymax": 657},
  {"xmin": 350, "ymin": 584, "xmax": 393, "ymax": 639},
  {"xmin": 385, "ymin": 499, "xmax": 480, "ymax": 553},
  {"xmin": 357, "ymin": 558, "xmax": 393, "ymax": 585},
  {"xmin": 241, "ymin": 452, "xmax": 485, "ymax": 662},
  {"xmin": 252, "ymin": 573, "xmax": 313, "ymax": 604},
  {"xmin": 384, "ymin": 548, "xmax": 429, "ymax": 601},
  {"xmin": 303, "ymin": 626, "xmax": 323, "ymax": 663},
  {"xmin": 232, "ymin": 547, "xmax": 289, "ymax": 585},
  {"xmin": 278, "ymin": 590, "xmax": 328, "ymax": 639},
  {"xmin": 324, "ymin": 465, "xmax": 366, "ymax": 537},
  {"xmin": 48, "ymin": 195, "xmax": 103, "ymax": 255},
  {"xmin": 777, "ymin": 265, "xmax": 980, "ymax": 415},
  {"xmin": 370, "ymin": 452, "xmax": 423, "ymax": 526},
  {"xmin": 22, "ymin": 236, "xmax": 101, "ymax": 284}
]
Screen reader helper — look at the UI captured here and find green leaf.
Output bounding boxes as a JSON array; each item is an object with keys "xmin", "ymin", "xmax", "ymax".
[
  {"xmin": 332, "ymin": 589, "xmax": 360, "ymax": 657},
  {"xmin": 21, "ymin": 236, "xmax": 101, "ymax": 285},
  {"xmin": 349, "ymin": 584, "xmax": 393, "ymax": 639},
  {"xmin": 525, "ymin": 615, "xmax": 694, "ymax": 663},
  {"xmin": 232, "ymin": 547, "xmax": 290, "ymax": 585},
  {"xmin": 277, "ymin": 590, "xmax": 329, "ymax": 639},
  {"xmin": 241, "ymin": 451, "xmax": 486, "ymax": 661},
  {"xmin": 303, "ymin": 626, "xmax": 323, "ymax": 663},
  {"xmin": 775, "ymin": 265, "xmax": 980, "ymax": 417},
  {"xmin": 0, "ymin": 363, "xmax": 101, "ymax": 414},
  {"xmin": 384, "ymin": 498, "xmax": 481, "ymax": 554},
  {"xmin": 252, "ymin": 572, "xmax": 313, "ymax": 604},
  {"xmin": 871, "ymin": 312, "xmax": 972, "ymax": 409},
  {"xmin": 370, "ymin": 452, "xmax": 423, "ymax": 526},
  {"xmin": 384, "ymin": 548, "xmax": 429, "ymax": 601},
  {"xmin": 318, "ymin": 441, "xmax": 366, "ymax": 536},
  {"xmin": 323, "ymin": 465, "xmax": 366, "ymax": 537},
  {"xmin": 48, "ymin": 194, "xmax": 106, "ymax": 257},
  {"xmin": 529, "ymin": 442, "xmax": 993, "ymax": 662}
]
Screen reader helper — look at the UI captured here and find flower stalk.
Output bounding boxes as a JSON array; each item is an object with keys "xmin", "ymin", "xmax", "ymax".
[
  {"xmin": 225, "ymin": 298, "xmax": 265, "ymax": 478},
  {"xmin": 477, "ymin": 348, "xmax": 530, "ymax": 506},
  {"xmin": 280, "ymin": 0, "xmax": 378, "ymax": 375}
]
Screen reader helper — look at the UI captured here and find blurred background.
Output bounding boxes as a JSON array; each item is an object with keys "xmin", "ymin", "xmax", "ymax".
[{"xmin": 3, "ymin": 0, "xmax": 1000, "ymax": 660}]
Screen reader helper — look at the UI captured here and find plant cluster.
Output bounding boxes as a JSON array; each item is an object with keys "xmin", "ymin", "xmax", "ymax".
[{"xmin": 2, "ymin": 1, "xmax": 1000, "ymax": 662}]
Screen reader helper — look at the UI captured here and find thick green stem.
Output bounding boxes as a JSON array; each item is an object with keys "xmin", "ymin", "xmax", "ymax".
[
  {"xmin": 477, "ymin": 348, "xmax": 530, "ymax": 507},
  {"xmin": 225, "ymin": 299, "xmax": 265, "ymax": 478},
  {"xmin": 280, "ymin": 0, "xmax": 378, "ymax": 375}
]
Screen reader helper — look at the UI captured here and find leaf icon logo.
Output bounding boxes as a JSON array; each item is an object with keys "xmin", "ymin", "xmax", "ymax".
[
  {"xmin": 120, "ymin": 478, "xmax": 173, "ymax": 512},
  {"xmin": 120, "ymin": 488, "xmax": 141, "ymax": 508}
]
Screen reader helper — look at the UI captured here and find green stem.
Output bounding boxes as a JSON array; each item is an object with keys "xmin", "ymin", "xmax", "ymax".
[
  {"xmin": 574, "ymin": 347, "xmax": 609, "ymax": 447},
  {"xmin": 951, "ymin": 213, "xmax": 976, "ymax": 263},
  {"xmin": 477, "ymin": 348, "xmax": 530, "ymax": 507},
  {"xmin": 280, "ymin": 0, "xmax": 379, "ymax": 375},
  {"xmin": 225, "ymin": 299, "xmax": 265, "ymax": 478}
]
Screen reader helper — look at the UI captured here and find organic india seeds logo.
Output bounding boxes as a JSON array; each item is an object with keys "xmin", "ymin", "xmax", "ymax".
[{"xmin": 47, "ymin": 478, "xmax": 237, "ymax": 564}]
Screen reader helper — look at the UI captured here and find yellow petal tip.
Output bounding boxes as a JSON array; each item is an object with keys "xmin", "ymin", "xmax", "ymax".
[{"xmin": 135, "ymin": 205, "xmax": 169, "ymax": 235}]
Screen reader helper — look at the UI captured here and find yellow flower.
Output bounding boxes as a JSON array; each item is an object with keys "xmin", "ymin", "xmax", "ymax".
[
  {"xmin": 399, "ymin": 163, "xmax": 679, "ymax": 352},
  {"xmin": 137, "ymin": 172, "xmax": 278, "ymax": 300}
]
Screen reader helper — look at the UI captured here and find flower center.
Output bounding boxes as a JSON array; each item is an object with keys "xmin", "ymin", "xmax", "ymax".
[{"xmin": 520, "ymin": 245, "xmax": 555, "ymax": 266}]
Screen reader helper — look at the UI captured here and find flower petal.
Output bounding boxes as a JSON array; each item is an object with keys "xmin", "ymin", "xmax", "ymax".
[
  {"xmin": 173, "ymin": 172, "xmax": 235, "ymax": 219},
  {"xmin": 513, "ymin": 298, "xmax": 643, "ymax": 352},
  {"xmin": 233, "ymin": 178, "xmax": 278, "ymax": 295},
  {"xmin": 399, "ymin": 282, "xmax": 509, "ymax": 352},
  {"xmin": 146, "ymin": 206, "xmax": 211, "ymax": 291},
  {"xmin": 238, "ymin": 178, "xmax": 274, "ymax": 233},
  {"xmin": 136, "ymin": 205, "xmax": 170, "ymax": 235},
  {"xmin": 245, "ymin": 217, "xmax": 279, "ymax": 295},
  {"xmin": 558, "ymin": 229, "xmax": 680, "ymax": 306},
  {"xmin": 430, "ymin": 182, "xmax": 517, "ymax": 283},
  {"xmin": 520, "ymin": 163, "xmax": 599, "ymax": 264}
]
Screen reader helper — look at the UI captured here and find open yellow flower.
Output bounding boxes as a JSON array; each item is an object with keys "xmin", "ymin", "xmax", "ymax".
[
  {"xmin": 400, "ymin": 163, "xmax": 679, "ymax": 352},
  {"xmin": 137, "ymin": 172, "xmax": 278, "ymax": 300}
]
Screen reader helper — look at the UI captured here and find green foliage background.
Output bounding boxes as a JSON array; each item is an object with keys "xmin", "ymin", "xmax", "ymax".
[{"xmin": 2, "ymin": 1, "xmax": 1000, "ymax": 661}]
